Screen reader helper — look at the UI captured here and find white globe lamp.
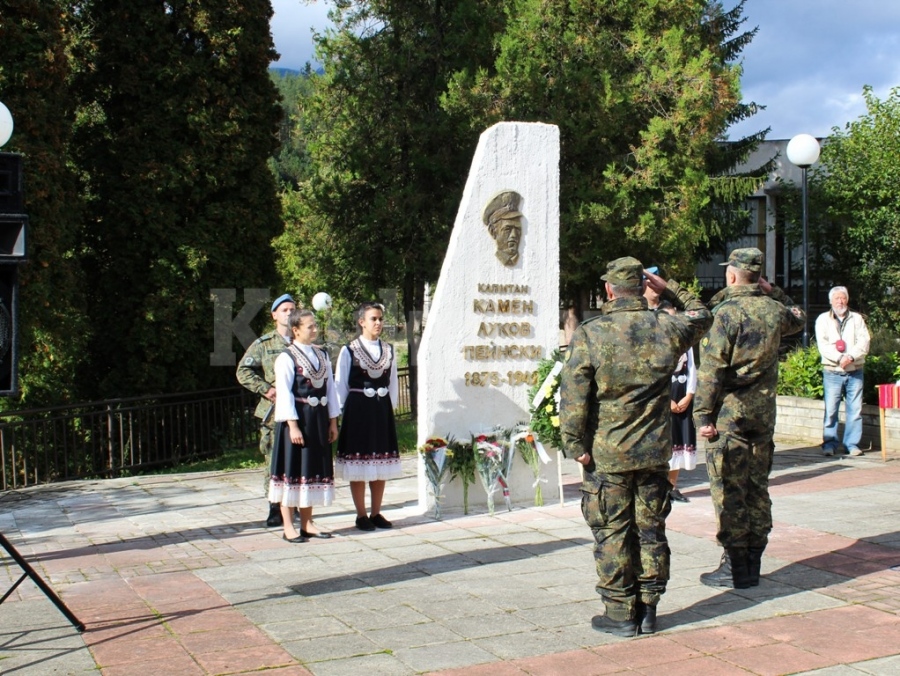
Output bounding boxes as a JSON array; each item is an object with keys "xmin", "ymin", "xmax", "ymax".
[
  {"xmin": 0, "ymin": 101, "xmax": 13, "ymax": 148},
  {"xmin": 312, "ymin": 292, "xmax": 333, "ymax": 312},
  {"xmin": 786, "ymin": 133, "xmax": 821, "ymax": 347},
  {"xmin": 786, "ymin": 133, "xmax": 820, "ymax": 168}
]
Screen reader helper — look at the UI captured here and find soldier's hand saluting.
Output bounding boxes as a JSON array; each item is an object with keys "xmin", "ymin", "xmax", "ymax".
[{"xmin": 643, "ymin": 267, "xmax": 667, "ymax": 294}]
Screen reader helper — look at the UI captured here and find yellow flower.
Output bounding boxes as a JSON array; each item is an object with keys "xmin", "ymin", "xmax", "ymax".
[
  {"xmin": 550, "ymin": 415, "xmax": 560, "ymax": 427},
  {"xmin": 544, "ymin": 403, "xmax": 553, "ymax": 413}
]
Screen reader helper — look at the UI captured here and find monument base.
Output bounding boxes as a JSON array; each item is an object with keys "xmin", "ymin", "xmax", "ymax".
[{"xmin": 416, "ymin": 450, "xmax": 565, "ymax": 517}]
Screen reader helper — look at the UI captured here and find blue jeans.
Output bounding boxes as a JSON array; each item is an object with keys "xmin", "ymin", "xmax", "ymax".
[{"xmin": 822, "ymin": 369, "xmax": 864, "ymax": 451}]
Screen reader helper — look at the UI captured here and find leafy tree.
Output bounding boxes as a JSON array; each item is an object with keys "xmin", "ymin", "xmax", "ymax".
[
  {"xmin": 443, "ymin": 0, "xmax": 763, "ymax": 307},
  {"xmin": 0, "ymin": 1, "xmax": 91, "ymax": 407},
  {"xmin": 269, "ymin": 69, "xmax": 317, "ymax": 190},
  {"xmin": 70, "ymin": 0, "xmax": 283, "ymax": 397},
  {"xmin": 812, "ymin": 85, "xmax": 900, "ymax": 333},
  {"xmin": 294, "ymin": 0, "xmax": 504, "ymax": 324}
]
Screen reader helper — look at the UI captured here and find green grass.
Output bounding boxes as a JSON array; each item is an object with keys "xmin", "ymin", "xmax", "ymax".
[
  {"xmin": 149, "ymin": 445, "xmax": 265, "ymax": 475},
  {"xmin": 396, "ymin": 418, "xmax": 417, "ymax": 455}
]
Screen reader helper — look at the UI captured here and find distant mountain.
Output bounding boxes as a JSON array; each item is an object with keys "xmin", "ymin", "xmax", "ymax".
[{"xmin": 269, "ymin": 66, "xmax": 324, "ymax": 77}]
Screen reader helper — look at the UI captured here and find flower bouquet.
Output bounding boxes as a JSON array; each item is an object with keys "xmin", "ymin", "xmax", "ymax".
[
  {"xmin": 418, "ymin": 437, "xmax": 451, "ymax": 519},
  {"xmin": 447, "ymin": 438, "xmax": 476, "ymax": 515},
  {"xmin": 474, "ymin": 430, "xmax": 514, "ymax": 514},
  {"xmin": 512, "ymin": 424, "xmax": 552, "ymax": 506}
]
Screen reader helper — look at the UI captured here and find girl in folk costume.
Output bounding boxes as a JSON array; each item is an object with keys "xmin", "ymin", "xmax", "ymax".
[
  {"xmin": 335, "ymin": 302, "xmax": 402, "ymax": 531},
  {"xmin": 271, "ymin": 309, "xmax": 340, "ymax": 542},
  {"xmin": 668, "ymin": 347, "xmax": 697, "ymax": 503}
]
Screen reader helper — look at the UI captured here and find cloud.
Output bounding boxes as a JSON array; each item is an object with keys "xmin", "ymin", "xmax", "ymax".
[{"xmin": 727, "ymin": 0, "xmax": 900, "ymax": 139}]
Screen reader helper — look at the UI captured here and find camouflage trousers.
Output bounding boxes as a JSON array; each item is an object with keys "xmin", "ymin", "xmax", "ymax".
[
  {"xmin": 259, "ymin": 421, "xmax": 276, "ymax": 496},
  {"xmin": 705, "ymin": 432, "xmax": 775, "ymax": 549},
  {"xmin": 580, "ymin": 466, "xmax": 671, "ymax": 621}
]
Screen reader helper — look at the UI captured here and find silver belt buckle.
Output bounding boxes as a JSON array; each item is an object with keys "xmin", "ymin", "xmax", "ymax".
[
  {"xmin": 363, "ymin": 388, "xmax": 376, "ymax": 398},
  {"xmin": 377, "ymin": 387, "xmax": 389, "ymax": 398}
]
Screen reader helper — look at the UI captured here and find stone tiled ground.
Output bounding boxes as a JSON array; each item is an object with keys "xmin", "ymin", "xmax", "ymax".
[{"xmin": 2, "ymin": 440, "xmax": 899, "ymax": 675}]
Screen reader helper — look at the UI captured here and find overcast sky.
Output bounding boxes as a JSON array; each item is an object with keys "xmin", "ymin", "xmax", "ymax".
[{"xmin": 270, "ymin": 0, "xmax": 900, "ymax": 141}]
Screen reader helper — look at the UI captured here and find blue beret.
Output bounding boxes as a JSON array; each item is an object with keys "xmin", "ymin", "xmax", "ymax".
[{"xmin": 271, "ymin": 294, "xmax": 295, "ymax": 313}]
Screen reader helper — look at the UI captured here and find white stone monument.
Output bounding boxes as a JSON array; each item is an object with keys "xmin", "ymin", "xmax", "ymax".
[{"xmin": 416, "ymin": 121, "xmax": 560, "ymax": 514}]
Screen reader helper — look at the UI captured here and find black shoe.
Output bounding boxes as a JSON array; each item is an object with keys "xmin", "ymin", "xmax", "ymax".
[
  {"xmin": 266, "ymin": 503, "xmax": 284, "ymax": 528},
  {"xmin": 591, "ymin": 614, "xmax": 639, "ymax": 637},
  {"xmin": 700, "ymin": 549, "xmax": 752, "ymax": 589},
  {"xmin": 636, "ymin": 602, "xmax": 657, "ymax": 634},
  {"xmin": 370, "ymin": 513, "xmax": 393, "ymax": 529},
  {"xmin": 282, "ymin": 533, "xmax": 308, "ymax": 543},
  {"xmin": 355, "ymin": 515, "xmax": 376, "ymax": 531},
  {"xmin": 301, "ymin": 530, "xmax": 333, "ymax": 539},
  {"xmin": 669, "ymin": 489, "xmax": 690, "ymax": 503}
]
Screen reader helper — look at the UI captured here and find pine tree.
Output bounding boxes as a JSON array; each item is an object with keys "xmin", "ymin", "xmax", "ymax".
[
  {"xmin": 0, "ymin": 1, "xmax": 91, "ymax": 406},
  {"xmin": 71, "ymin": 0, "xmax": 283, "ymax": 396}
]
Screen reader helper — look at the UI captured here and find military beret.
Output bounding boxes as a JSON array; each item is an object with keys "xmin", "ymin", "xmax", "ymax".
[
  {"xmin": 601, "ymin": 256, "xmax": 644, "ymax": 287},
  {"xmin": 270, "ymin": 293, "xmax": 295, "ymax": 313},
  {"xmin": 720, "ymin": 248, "xmax": 763, "ymax": 273}
]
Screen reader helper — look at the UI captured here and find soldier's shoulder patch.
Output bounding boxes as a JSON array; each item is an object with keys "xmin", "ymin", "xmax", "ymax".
[
  {"xmin": 701, "ymin": 336, "xmax": 710, "ymax": 347},
  {"xmin": 790, "ymin": 306, "xmax": 802, "ymax": 317},
  {"xmin": 685, "ymin": 310, "xmax": 701, "ymax": 318},
  {"xmin": 243, "ymin": 356, "xmax": 256, "ymax": 366}
]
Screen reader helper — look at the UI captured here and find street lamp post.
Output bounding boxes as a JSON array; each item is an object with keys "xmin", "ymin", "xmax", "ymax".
[{"xmin": 786, "ymin": 133, "xmax": 821, "ymax": 348}]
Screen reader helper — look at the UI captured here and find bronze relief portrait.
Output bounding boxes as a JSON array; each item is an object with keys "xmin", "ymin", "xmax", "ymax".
[{"xmin": 482, "ymin": 190, "xmax": 524, "ymax": 267}]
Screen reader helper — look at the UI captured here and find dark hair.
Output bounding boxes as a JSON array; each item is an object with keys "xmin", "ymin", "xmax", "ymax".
[
  {"xmin": 288, "ymin": 308, "xmax": 316, "ymax": 330},
  {"xmin": 356, "ymin": 301, "xmax": 385, "ymax": 323}
]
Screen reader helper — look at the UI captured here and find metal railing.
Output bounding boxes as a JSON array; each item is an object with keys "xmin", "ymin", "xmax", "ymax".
[
  {"xmin": 0, "ymin": 367, "xmax": 414, "ymax": 490},
  {"xmin": 0, "ymin": 388, "xmax": 256, "ymax": 490}
]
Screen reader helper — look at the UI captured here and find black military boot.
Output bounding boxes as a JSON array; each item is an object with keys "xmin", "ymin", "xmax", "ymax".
[
  {"xmin": 591, "ymin": 614, "xmax": 639, "ymax": 637},
  {"xmin": 747, "ymin": 546, "xmax": 766, "ymax": 586},
  {"xmin": 700, "ymin": 549, "xmax": 753, "ymax": 589},
  {"xmin": 636, "ymin": 601, "xmax": 658, "ymax": 634},
  {"xmin": 266, "ymin": 502, "xmax": 283, "ymax": 527},
  {"xmin": 727, "ymin": 547, "xmax": 753, "ymax": 589}
]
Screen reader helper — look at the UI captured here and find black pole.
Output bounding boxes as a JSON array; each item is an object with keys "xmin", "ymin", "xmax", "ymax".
[
  {"xmin": 0, "ymin": 532, "xmax": 85, "ymax": 632},
  {"xmin": 801, "ymin": 165, "xmax": 810, "ymax": 348}
]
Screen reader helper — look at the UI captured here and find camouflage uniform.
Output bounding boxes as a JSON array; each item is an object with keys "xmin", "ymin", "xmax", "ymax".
[
  {"xmin": 236, "ymin": 330, "xmax": 291, "ymax": 494},
  {"xmin": 693, "ymin": 249, "xmax": 805, "ymax": 569},
  {"xmin": 560, "ymin": 258, "xmax": 712, "ymax": 622}
]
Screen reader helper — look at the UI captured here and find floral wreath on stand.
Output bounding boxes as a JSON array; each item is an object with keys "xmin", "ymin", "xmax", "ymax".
[{"xmin": 526, "ymin": 351, "xmax": 565, "ymax": 505}]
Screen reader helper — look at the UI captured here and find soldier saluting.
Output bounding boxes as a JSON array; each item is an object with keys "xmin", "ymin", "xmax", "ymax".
[
  {"xmin": 560, "ymin": 257, "xmax": 711, "ymax": 637},
  {"xmin": 693, "ymin": 248, "xmax": 805, "ymax": 590}
]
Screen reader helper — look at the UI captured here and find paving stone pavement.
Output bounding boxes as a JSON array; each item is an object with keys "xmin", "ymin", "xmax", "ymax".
[{"xmin": 1, "ymin": 439, "xmax": 899, "ymax": 675}]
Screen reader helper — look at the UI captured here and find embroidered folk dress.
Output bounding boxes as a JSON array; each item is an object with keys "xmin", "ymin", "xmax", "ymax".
[
  {"xmin": 669, "ymin": 349, "xmax": 698, "ymax": 471},
  {"xmin": 334, "ymin": 337, "xmax": 403, "ymax": 482},
  {"xmin": 269, "ymin": 342, "xmax": 340, "ymax": 508}
]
